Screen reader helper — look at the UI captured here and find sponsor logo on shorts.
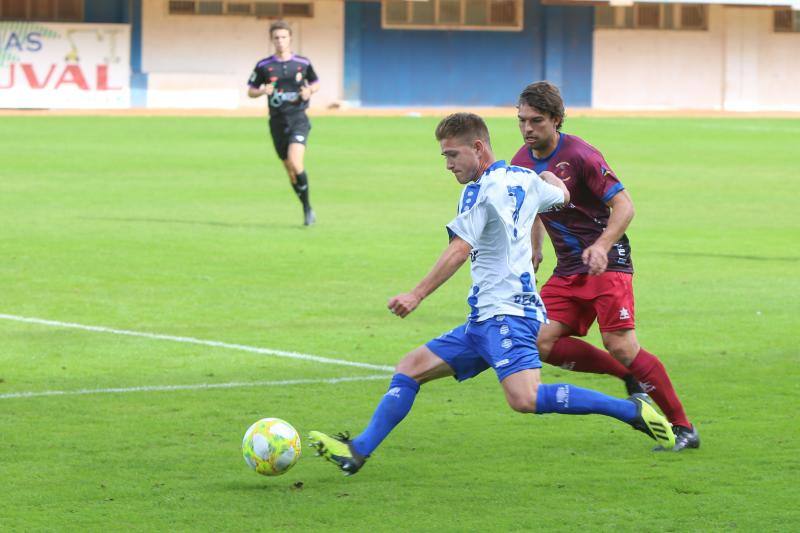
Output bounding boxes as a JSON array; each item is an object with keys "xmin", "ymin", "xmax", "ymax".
[
  {"xmin": 294, "ymin": 135, "xmax": 305, "ymax": 142},
  {"xmin": 499, "ymin": 325, "xmax": 510, "ymax": 335},
  {"xmin": 385, "ymin": 387, "xmax": 401, "ymax": 398},
  {"xmin": 501, "ymin": 338, "xmax": 513, "ymax": 349},
  {"xmin": 495, "ymin": 315, "xmax": 505, "ymax": 321},
  {"xmin": 619, "ymin": 307, "xmax": 630, "ymax": 320},
  {"xmin": 495, "ymin": 358, "xmax": 510, "ymax": 367}
]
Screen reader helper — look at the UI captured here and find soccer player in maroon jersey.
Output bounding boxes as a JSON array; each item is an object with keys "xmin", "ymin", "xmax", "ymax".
[
  {"xmin": 510, "ymin": 81, "xmax": 699, "ymax": 451},
  {"xmin": 248, "ymin": 20, "xmax": 319, "ymax": 226}
]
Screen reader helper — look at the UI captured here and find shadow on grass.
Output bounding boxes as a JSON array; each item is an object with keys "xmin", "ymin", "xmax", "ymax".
[
  {"xmin": 658, "ymin": 252, "xmax": 799, "ymax": 262},
  {"xmin": 224, "ymin": 479, "xmax": 317, "ymax": 492},
  {"xmin": 79, "ymin": 216, "xmax": 305, "ymax": 231}
]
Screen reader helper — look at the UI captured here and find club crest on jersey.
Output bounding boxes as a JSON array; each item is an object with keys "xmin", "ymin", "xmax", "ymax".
[
  {"xmin": 555, "ymin": 161, "xmax": 572, "ymax": 182},
  {"xmin": 295, "ymin": 72, "xmax": 303, "ymax": 83}
]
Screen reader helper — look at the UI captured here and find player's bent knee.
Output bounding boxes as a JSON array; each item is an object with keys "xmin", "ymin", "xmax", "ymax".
[
  {"xmin": 394, "ymin": 347, "xmax": 448, "ymax": 384},
  {"xmin": 536, "ymin": 325, "xmax": 565, "ymax": 360},
  {"xmin": 506, "ymin": 385, "xmax": 539, "ymax": 413},
  {"xmin": 506, "ymin": 393, "xmax": 537, "ymax": 414},
  {"xmin": 394, "ymin": 355, "xmax": 417, "ymax": 377},
  {"xmin": 394, "ymin": 354, "xmax": 414, "ymax": 377},
  {"xmin": 537, "ymin": 335, "xmax": 557, "ymax": 360},
  {"xmin": 602, "ymin": 330, "xmax": 639, "ymax": 365},
  {"xmin": 606, "ymin": 346, "xmax": 635, "ymax": 366},
  {"xmin": 501, "ymin": 370, "xmax": 540, "ymax": 413}
]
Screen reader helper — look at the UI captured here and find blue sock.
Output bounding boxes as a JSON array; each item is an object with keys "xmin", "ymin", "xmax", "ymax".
[
  {"xmin": 535, "ymin": 383, "xmax": 636, "ymax": 422},
  {"xmin": 351, "ymin": 374, "xmax": 420, "ymax": 457}
]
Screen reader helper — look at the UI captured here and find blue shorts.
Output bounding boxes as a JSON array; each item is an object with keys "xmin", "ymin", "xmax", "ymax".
[{"xmin": 425, "ymin": 315, "xmax": 542, "ymax": 382}]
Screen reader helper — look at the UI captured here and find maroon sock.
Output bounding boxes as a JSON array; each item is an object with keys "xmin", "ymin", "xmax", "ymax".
[
  {"xmin": 628, "ymin": 348, "xmax": 691, "ymax": 428},
  {"xmin": 546, "ymin": 337, "xmax": 630, "ymax": 380}
]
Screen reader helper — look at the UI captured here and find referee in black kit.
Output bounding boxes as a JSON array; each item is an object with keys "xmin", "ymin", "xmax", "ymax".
[{"xmin": 248, "ymin": 20, "xmax": 319, "ymax": 226}]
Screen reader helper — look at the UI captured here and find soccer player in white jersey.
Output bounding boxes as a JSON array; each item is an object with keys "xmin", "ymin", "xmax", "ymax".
[{"xmin": 309, "ymin": 113, "xmax": 674, "ymax": 475}]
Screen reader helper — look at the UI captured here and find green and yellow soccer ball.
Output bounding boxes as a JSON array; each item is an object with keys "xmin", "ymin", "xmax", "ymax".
[{"xmin": 242, "ymin": 418, "xmax": 302, "ymax": 476}]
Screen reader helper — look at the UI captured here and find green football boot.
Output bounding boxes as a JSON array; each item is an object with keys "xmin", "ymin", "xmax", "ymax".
[
  {"xmin": 308, "ymin": 431, "xmax": 366, "ymax": 476},
  {"xmin": 628, "ymin": 393, "xmax": 676, "ymax": 449}
]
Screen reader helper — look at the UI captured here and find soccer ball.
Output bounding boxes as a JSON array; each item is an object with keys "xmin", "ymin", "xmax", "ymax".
[{"xmin": 242, "ymin": 418, "xmax": 302, "ymax": 476}]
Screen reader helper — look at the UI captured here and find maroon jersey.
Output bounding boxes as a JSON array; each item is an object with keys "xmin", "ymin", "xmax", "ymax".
[{"xmin": 510, "ymin": 134, "xmax": 633, "ymax": 276}]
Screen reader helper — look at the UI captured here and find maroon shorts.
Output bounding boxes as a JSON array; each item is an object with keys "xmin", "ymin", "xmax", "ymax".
[{"xmin": 540, "ymin": 272, "xmax": 635, "ymax": 336}]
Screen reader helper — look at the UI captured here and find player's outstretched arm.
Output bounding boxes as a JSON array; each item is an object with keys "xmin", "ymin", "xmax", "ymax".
[
  {"xmin": 582, "ymin": 190, "xmax": 635, "ymax": 275},
  {"xmin": 539, "ymin": 171, "xmax": 570, "ymax": 206},
  {"xmin": 387, "ymin": 236, "xmax": 472, "ymax": 318}
]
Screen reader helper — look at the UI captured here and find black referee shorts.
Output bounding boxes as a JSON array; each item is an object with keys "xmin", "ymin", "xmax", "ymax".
[{"xmin": 269, "ymin": 112, "xmax": 311, "ymax": 160}]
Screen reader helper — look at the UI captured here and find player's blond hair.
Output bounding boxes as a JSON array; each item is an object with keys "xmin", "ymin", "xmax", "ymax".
[{"xmin": 435, "ymin": 113, "xmax": 491, "ymax": 146}]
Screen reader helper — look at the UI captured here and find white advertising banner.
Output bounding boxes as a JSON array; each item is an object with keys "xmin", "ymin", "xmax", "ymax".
[{"xmin": 0, "ymin": 22, "xmax": 130, "ymax": 109}]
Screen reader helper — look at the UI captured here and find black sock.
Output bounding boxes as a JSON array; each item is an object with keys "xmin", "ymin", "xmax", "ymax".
[{"xmin": 293, "ymin": 171, "xmax": 310, "ymax": 210}]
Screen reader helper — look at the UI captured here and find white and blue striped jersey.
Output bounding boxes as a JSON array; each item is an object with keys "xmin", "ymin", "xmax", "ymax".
[{"xmin": 446, "ymin": 160, "xmax": 565, "ymax": 323}]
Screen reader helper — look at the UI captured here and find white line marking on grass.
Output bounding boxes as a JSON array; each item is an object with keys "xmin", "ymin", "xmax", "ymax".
[
  {"xmin": 0, "ymin": 375, "xmax": 391, "ymax": 400},
  {"xmin": 0, "ymin": 313, "xmax": 394, "ymax": 372}
]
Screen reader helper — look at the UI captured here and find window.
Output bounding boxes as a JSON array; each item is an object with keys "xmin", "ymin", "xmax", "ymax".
[
  {"xmin": 0, "ymin": 0, "xmax": 82, "ymax": 21},
  {"xmin": 595, "ymin": 3, "xmax": 707, "ymax": 31},
  {"xmin": 168, "ymin": 1, "xmax": 313, "ymax": 19},
  {"xmin": 168, "ymin": 1, "xmax": 195, "ymax": 14},
  {"xmin": 636, "ymin": 4, "xmax": 660, "ymax": 29},
  {"xmin": 281, "ymin": 2, "xmax": 311, "ymax": 17},
  {"xmin": 594, "ymin": 3, "xmax": 614, "ymax": 28},
  {"xmin": 680, "ymin": 4, "xmax": 705, "ymax": 30},
  {"xmin": 411, "ymin": 1, "xmax": 435, "ymax": 24},
  {"xmin": 197, "ymin": 1, "xmax": 223, "ymax": 14},
  {"xmin": 254, "ymin": 1, "xmax": 279, "ymax": 17},
  {"xmin": 774, "ymin": 8, "xmax": 800, "ymax": 32},
  {"xmin": 439, "ymin": 0, "xmax": 459, "ymax": 24},
  {"xmin": 382, "ymin": 0, "xmax": 523, "ymax": 30},
  {"xmin": 227, "ymin": 2, "xmax": 251, "ymax": 15}
]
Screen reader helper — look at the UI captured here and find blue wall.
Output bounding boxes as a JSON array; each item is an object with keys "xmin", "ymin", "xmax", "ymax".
[
  {"xmin": 344, "ymin": 0, "xmax": 593, "ymax": 107},
  {"xmin": 83, "ymin": 0, "xmax": 139, "ymax": 71},
  {"xmin": 83, "ymin": 0, "xmax": 146, "ymax": 106}
]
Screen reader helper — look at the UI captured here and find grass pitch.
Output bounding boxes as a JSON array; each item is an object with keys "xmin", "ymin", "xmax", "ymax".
[{"xmin": 1, "ymin": 115, "xmax": 799, "ymax": 531}]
